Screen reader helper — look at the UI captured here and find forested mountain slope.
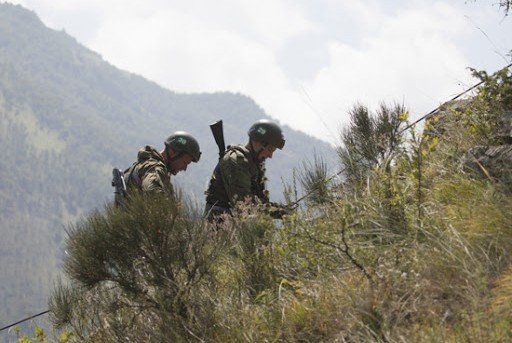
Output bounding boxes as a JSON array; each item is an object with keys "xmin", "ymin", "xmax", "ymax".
[{"xmin": 0, "ymin": 3, "xmax": 336, "ymax": 327}]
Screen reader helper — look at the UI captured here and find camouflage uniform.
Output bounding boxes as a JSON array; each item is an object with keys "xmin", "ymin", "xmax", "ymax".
[
  {"xmin": 124, "ymin": 145, "xmax": 174, "ymax": 196},
  {"xmin": 205, "ymin": 145, "xmax": 267, "ymax": 216}
]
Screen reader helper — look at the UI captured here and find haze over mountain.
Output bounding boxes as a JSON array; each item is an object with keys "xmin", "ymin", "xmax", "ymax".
[{"xmin": 0, "ymin": 3, "xmax": 336, "ymax": 329}]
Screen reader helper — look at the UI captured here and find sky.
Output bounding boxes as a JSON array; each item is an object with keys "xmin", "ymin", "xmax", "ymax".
[{"xmin": 9, "ymin": 0, "xmax": 512, "ymax": 144}]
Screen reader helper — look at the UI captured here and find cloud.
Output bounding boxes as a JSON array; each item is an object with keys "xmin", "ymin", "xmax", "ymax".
[
  {"xmin": 12, "ymin": 0, "xmax": 316, "ymax": 135},
  {"xmin": 301, "ymin": 1, "xmax": 474, "ymax": 141},
  {"xmin": 87, "ymin": 0, "xmax": 314, "ymax": 128},
  {"xmin": 9, "ymin": 0, "xmax": 511, "ymax": 144}
]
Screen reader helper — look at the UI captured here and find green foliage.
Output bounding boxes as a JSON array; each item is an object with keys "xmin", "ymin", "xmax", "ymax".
[
  {"xmin": 502, "ymin": 0, "xmax": 512, "ymax": 14},
  {"xmin": 48, "ymin": 67, "xmax": 512, "ymax": 340},
  {"xmin": 9, "ymin": 325, "xmax": 73, "ymax": 343},
  {"xmin": 462, "ymin": 66, "xmax": 512, "ymax": 144},
  {"xmin": 471, "ymin": 66, "xmax": 512, "ymax": 110},
  {"xmin": 13, "ymin": 326, "xmax": 48, "ymax": 343},
  {"xmin": 338, "ymin": 102, "xmax": 408, "ymax": 189},
  {"xmin": 473, "ymin": 0, "xmax": 512, "ymax": 16},
  {"xmin": 0, "ymin": 2, "xmax": 337, "ymax": 328},
  {"xmin": 49, "ymin": 194, "xmax": 227, "ymax": 341},
  {"xmin": 0, "ymin": 1, "xmax": 504, "ymax": 339},
  {"xmin": 298, "ymin": 154, "xmax": 331, "ymax": 205}
]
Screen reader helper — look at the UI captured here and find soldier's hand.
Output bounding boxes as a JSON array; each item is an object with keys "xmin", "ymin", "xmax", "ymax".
[{"xmin": 267, "ymin": 202, "xmax": 295, "ymax": 219}]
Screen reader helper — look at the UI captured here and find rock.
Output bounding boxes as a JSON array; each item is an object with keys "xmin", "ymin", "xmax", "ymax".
[
  {"xmin": 464, "ymin": 144, "xmax": 512, "ymax": 189},
  {"xmin": 497, "ymin": 111, "xmax": 512, "ymax": 144}
]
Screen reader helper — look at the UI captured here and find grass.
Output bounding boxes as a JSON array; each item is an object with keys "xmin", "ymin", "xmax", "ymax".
[{"xmin": 45, "ymin": 84, "xmax": 512, "ymax": 341}]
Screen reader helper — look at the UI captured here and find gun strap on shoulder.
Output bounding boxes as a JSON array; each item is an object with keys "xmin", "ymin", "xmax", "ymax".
[
  {"xmin": 125, "ymin": 161, "xmax": 167, "ymax": 191},
  {"xmin": 124, "ymin": 163, "xmax": 142, "ymax": 190},
  {"xmin": 222, "ymin": 145, "xmax": 269, "ymax": 204}
]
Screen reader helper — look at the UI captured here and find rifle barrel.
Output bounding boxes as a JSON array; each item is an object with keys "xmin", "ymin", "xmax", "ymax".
[{"xmin": 210, "ymin": 120, "xmax": 226, "ymax": 158}]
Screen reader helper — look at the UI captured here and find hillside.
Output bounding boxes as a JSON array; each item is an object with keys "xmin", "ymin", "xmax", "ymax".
[
  {"xmin": 39, "ymin": 65, "xmax": 512, "ymax": 342},
  {"xmin": 0, "ymin": 3, "xmax": 336, "ymax": 329}
]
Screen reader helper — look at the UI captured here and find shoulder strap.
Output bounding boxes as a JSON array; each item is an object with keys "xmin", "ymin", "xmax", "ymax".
[
  {"xmin": 228, "ymin": 146, "xmax": 268, "ymax": 203},
  {"xmin": 124, "ymin": 163, "xmax": 142, "ymax": 190},
  {"xmin": 226, "ymin": 144, "xmax": 248, "ymax": 155},
  {"xmin": 124, "ymin": 159, "xmax": 165, "ymax": 190}
]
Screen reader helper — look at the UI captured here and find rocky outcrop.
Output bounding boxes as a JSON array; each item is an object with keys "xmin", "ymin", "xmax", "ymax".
[
  {"xmin": 497, "ymin": 111, "xmax": 512, "ymax": 144},
  {"xmin": 463, "ymin": 111, "xmax": 512, "ymax": 190},
  {"xmin": 465, "ymin": 145, "xmax": 512, "ymax": 188}
]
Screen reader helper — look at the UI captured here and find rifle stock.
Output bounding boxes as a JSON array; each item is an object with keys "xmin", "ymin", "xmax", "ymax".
[
  {"xmin": 112, "ymin": 168, "xmax": 127, "ymax": 207},
  {"xmin": 210, "ymin": 120, "xmax": 226, "ymax": 159}
]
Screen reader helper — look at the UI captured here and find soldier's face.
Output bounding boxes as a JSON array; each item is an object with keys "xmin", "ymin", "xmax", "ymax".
[
  {"xmin": 169, "ymin": 153, "xmax": 194, "ymax": 175},
  {"xmin": 255, "ymin": 142, "xmax": 276, "ymax": 161}
]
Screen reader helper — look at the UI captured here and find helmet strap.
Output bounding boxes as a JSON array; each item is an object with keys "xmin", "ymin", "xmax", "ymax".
[
  {"xmin": 249, "ymin": 140, "xmax": 266, "ymax": 162},
  {"xmin": 169, "ymin": 151, "xmax": 185, "ymax": 162},
  {"xmin": 164, "ymin": 147, "xmax": 185, "ymax": 169}
]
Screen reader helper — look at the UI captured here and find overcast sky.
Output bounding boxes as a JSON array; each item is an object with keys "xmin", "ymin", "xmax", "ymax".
[{"xmin": 10, "ymin": 0, "xmax": 512, "ymax": 144}]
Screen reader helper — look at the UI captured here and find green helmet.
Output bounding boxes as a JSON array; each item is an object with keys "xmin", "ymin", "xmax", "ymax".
[
  {"xmin": 165, "ymin": 131, "xmax": 201, "ymax": 162},
  {"xmin": 248, "ymin": 119, "xmax": 285, "ymax": 149}
]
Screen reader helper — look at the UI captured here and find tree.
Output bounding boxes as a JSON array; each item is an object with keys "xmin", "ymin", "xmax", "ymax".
[
  {"xmin": 49, "ymin": 194, "xmax": 228, "ymax": 341},
  {"xmin": 472, "ymin": 0, "xmax": 512, "ymax": 16},
  {"xmin": 337, "ymin": 103, "xmax": 408, "ymax": 189},
  {"xmin": 497, "ymin": 0, "xmax": 511, "ymax": 15}
]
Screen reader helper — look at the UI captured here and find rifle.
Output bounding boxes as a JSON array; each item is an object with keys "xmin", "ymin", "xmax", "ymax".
[
  {"xmin": 210, "ymin": 120, "xmax": 226, "ymax": 159},
  {"xmin": 112, "ymin": 168, "xmax": 127, "ymax": 207}
]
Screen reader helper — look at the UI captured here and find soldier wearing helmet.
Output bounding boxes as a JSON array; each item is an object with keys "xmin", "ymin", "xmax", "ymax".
[
  {"xmin": 124, "ymin": 131, "xmax": 201, "ymax": 195},
  {"xmin": 205, "ymin": 119, "xmax": 289, "ymax": 219}
]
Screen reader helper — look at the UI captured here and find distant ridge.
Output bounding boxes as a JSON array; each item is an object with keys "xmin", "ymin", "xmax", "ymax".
[{"xmin": 0, "ymin": 2, "xmax": 336, "ymax": 329}]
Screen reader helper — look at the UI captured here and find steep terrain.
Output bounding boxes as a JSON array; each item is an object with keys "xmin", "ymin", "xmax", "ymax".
[
  {"xmin": 0, "ymin": 3, "xmax": 336, "ymax": 327},
  {"xmin": 41, "ymin": 68, "xmax": 512, "ymax": 341}
]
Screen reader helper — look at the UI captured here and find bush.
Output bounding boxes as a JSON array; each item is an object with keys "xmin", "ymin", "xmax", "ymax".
[{"xmin": 50, "ymin": 69, "xmax": 512, "ymax": 341}]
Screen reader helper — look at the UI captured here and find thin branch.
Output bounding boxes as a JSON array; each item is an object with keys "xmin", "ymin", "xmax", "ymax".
[
  {"xmin": 340, "ymin": 223, "xmax": 375, "ymax": 285},
  {"xmin": 468, "ymin": 151, "xmax": 496, "ymax": 183},
  {"xmin": 300, "ymin": 223, "xmax": 374, "ymax": 284}
]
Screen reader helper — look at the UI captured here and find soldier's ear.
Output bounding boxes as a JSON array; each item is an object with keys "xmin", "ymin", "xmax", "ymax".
[
  {"xmin": 252, "ymin": 139, "xmax": 264, "ymax": 149},
  {"xmin": 167, "ymin": 147, "xmax": 178, "ymax": 158}
]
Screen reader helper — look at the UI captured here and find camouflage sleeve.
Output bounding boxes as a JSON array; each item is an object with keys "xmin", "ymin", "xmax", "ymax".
[
  {"xmin": 140, "ymin": 166, "xmax": 173, "ymax": 195},
  {"xmin": 220, "ymin": 152, "xmax": 253, "ymax": 205}
]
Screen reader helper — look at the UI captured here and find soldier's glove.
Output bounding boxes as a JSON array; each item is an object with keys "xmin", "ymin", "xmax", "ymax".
[{"xmin": 266, "ymin": 202, "xmax": 296, "ymax": 219}]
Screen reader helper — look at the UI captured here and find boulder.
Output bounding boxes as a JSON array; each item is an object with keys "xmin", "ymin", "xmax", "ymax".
[{"xmin": 465, "ymin": 145, "xmax": 512, "ymax": 189}]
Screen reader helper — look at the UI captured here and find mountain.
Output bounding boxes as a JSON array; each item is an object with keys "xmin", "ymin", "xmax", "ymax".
[{"xmin": 0, "ymin": 3, "xmax": 337, "ymax": 329}]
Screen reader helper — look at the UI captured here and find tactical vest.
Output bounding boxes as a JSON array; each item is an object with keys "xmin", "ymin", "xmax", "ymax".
[
  {"xmin": 205, "ymin": 145, "xmax": 268, "ymax": 209},
  {"xmin": 123, "ymin": 146, "xmax": 173, "ymax": 195}
]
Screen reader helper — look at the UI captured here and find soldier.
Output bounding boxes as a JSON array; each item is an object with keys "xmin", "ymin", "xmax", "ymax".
[
  {"xmin": 123, "ymin": 131, "xmax": 201, "ymax": 196},
  {"xmin": 205, "ymin": 119, "xmax": 290, "ymax": 220}
]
